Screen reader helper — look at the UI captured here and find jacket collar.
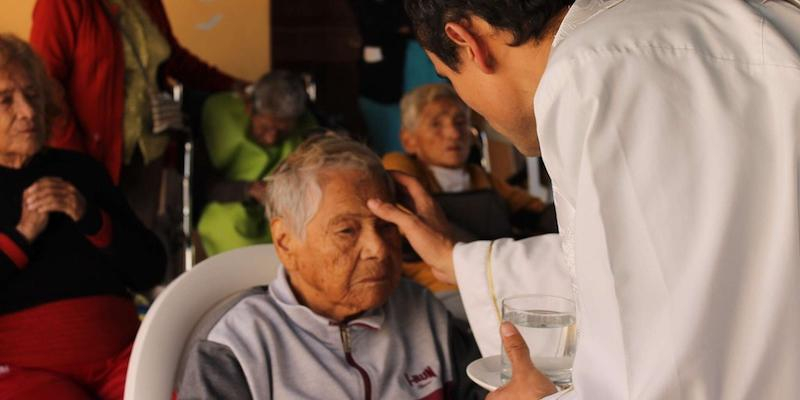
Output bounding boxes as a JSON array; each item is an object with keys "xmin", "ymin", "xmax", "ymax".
[
  {"xmin": 553, "ymin": 0, "xmax": 627, "ymax": 47},
  {"xmin": 268, "ymin": 266, "xmax": 385, "ymax": 342}
]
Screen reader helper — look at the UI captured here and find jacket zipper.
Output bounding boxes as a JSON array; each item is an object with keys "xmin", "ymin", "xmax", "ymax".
[{"xmin": 340, "ymin": 325, "xmax": 372, "ymax": 400}]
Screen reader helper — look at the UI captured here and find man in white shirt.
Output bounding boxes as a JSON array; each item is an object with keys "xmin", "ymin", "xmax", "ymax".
[{"xmin": 368, "ymin": 0, "xmax": 800, "ymax": 399}]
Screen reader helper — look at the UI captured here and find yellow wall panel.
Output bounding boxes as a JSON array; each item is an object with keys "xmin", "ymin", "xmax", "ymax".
[
  {"xmin": 0, "ymin": 0, "xmax": 36, "ymax": 38},
  {"xmin": 162, "ymin": 0, "xmax": 270, "ymax": 82},
  {"xmin": 0, "ymin": 0, "xmax": 269, "ymax": 82}
]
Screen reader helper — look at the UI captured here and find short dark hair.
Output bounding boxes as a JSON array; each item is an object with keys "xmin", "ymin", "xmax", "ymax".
[{"xmin": 405, "ymin": 0, "xmax": 574, "ymax": 70}]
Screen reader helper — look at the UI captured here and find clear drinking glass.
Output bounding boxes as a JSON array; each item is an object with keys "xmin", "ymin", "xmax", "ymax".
[{"xmin": 500, "ymin": 294, "xmax": 577, "ymax": 388}]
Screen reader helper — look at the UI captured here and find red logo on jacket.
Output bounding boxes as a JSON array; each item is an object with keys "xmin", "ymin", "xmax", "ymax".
[{"xmin": 405, "ymin": 366, "xmax": 438, "ymax": 387}]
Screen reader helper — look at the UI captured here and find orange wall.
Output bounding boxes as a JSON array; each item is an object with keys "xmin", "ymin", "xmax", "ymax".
[
  {"xmin": 0, "ymin": 0, "xmax": 36, "ymax": 37},
  {"xmin": 0, "ymin": 0, "xmax": 270, "ymax": 82}
]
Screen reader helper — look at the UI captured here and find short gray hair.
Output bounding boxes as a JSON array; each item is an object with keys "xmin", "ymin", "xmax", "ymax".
[
  {"xmin": 400, "ymin": 83, "xmax": 469, "ymax": 131},
  {"xmin": 251, "ymin": 70, "xmax": 307, "ymax": 119},
  {"xmin": 264, "ymin": 135, "xmax": 394, "ymax": 238}
]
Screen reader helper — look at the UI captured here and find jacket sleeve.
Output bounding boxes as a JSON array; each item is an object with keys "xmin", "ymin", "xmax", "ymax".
[
  {"xmin": 79, "ymin": 156, "xmax": 166, "ymax": 291},
  {"xmin": 142, "ymin": 0, "xmax": 244, "ymax": 92},
  {"xmin": 202, "ymin": 93, "xmax": 245, "ymax": 171},
  {"xmin": 453, "ymin": 236, "xmax": 571, "ymax": 357},
  {"xmin": 178, "ymin": 340, "xmax": 254, "ymax": 400},
  {"xmin": 29, "ymin": 0, "xmax": 88, "ymax": 153},
  {"xmin": 0, "ymin": 229, "xmax": 33, "ymax": 284}
]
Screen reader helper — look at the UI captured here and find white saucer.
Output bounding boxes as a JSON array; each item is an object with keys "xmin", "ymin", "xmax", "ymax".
[{"xmin": 466, "ymin": 354, "xmax": 503, "ymax": 391}]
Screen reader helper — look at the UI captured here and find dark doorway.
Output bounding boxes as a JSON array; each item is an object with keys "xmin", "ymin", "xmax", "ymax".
[{"xmin": 271, "ymin": 1, "xmax": 365, "ymax": 136}]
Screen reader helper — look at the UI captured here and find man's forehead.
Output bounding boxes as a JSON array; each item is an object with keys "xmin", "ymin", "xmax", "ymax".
[{"xmin": 327, "ymin": 212, "xmax": 377, "ymax": 224}]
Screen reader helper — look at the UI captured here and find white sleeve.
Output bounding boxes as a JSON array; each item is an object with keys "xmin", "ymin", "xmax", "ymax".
[{"xmin": 453, "ymin": 234, "xmax": 572, "ymax": 356}]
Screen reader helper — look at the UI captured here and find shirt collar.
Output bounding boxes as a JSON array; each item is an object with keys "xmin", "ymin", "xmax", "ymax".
[
  {"xmin": 268, "ymin": 266, "xmax": 386, "ymax": 335},
  {"xmin": 553, "ymin": 0, "xmax": 627, "ymax": 48}
]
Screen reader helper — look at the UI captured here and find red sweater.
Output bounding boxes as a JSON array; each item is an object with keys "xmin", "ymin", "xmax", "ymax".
[{"xmin": 29, "ymin": 0, "xmax": 240, "ymax": 183}]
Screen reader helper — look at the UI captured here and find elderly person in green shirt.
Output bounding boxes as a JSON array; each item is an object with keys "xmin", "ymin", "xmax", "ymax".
[{"xmin": 198, "ymin": 70, "xmax": 317, "ymax": 256}]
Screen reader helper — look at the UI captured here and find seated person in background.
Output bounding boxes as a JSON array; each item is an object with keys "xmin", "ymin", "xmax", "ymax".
[
  {"xmin": 383, "ymin": 83, "xmax": 551, "ymax": 295},
  {"xmin": 179, "ymin": 135, "xmax": 483, "ymax": 400},
  {"xmin": 0, "ymin": 34, "xmax": 166, "ymax": 400},
  {"xmin": 197, "ymin": 70, "xmax": 317, "ymax": 256}
]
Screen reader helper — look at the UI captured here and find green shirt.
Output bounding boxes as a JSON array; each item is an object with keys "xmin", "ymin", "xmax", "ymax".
[{"xmin": 198, "ymin": 91, "xmax": 316, "ymax": 256}]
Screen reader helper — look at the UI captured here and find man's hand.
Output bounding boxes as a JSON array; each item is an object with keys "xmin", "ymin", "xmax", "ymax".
[
  {"xmin": 487, "ymin": 322, "xmax": 558, "ymax": 399},
  {"xmin": 367, "ymin": 171, "xmax": 457, "ymax": 284},
  {"xmin": 23, "ymin": 177, "xmax": 86, "ymax": 222}
]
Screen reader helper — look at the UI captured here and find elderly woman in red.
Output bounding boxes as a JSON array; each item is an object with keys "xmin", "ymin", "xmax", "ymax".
[{"xmin": 0, "ymin": 35, "xmax": 166, "ymax": 400}]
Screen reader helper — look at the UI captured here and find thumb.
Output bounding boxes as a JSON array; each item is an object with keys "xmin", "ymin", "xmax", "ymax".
[{"xmin": 501, "ymin": 321, "xmax": 536, "ymax": 376}]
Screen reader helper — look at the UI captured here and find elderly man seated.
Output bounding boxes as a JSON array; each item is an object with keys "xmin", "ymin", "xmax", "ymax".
[{"xmin": 179, "ymin": 136, "xmax": 483, "ymax": 399}]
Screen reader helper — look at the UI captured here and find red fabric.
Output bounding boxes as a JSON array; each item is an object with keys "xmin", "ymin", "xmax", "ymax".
[
  {"xmin": 86, "ymin": 210, "xmax": 113, "ymax": 248},
  {"xmin": 418, "ymin": 388, "xmax": 445, "ymax": 400},
  {"xmin": 0, "ymin": 343, "xmax": 132, "ymax": 400},
  {"xmin": 29, "ymin": 0, "xmax": 240, "ymax": 183},
  {"xmin": 0, "ymin": 233, "xmax": 28, "ymax": 269},
  {"xmin": 0, "ymin": 295, "xmax": 139, "ymax": 368}
]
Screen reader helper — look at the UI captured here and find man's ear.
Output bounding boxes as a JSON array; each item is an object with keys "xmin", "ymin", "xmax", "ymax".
[
  {"xmin": 400, "ymin": 130, "xmax": 418, "ymax": 155},
  {"xmin": 443, "ymin": 21, "xmax": 494, "ymax": 74},
  {"xmin": 270, "ymin": 218, "xmax": 296, "ymax": 270}
]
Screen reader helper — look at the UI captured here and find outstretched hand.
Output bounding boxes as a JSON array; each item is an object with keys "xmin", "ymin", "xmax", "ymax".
[
  {"xmin": 487, "ymin": 322, "xmax": 558, "ymax": 399},
  {"xmin": 367, "ymin": 171, "xmax": 457, "ymax": 284}
]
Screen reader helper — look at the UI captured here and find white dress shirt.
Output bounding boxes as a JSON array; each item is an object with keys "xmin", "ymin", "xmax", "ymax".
[{"xmin": 453, "ymin": 0, "xmax": 800, "ymax": 398}]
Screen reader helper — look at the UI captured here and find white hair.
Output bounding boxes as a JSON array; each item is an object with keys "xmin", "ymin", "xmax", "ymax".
[
  {"xmin": 400, "ymin": 83, "xmax": 470, "ymax": 131},
  {"xmin": 264, "ymin": 135, "xmax": 394, "ymax": 238},
  {"xmin": 251, "ymin": 70, "xmax": 307, "ymax": 119}
]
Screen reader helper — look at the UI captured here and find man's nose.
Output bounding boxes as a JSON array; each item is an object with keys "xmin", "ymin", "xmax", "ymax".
[{"xmin": 360, "ymin": 226, "xmax": 389, "ymax": 260}]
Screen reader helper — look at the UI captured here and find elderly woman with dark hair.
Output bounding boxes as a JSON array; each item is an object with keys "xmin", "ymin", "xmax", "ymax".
[
  {"xmin": 0, "ymin": 34, "xmax": 166, "ymax": 400},
  {"xmin": 179, "ymin": 135, "xmax": 483, "ymax": 399}
]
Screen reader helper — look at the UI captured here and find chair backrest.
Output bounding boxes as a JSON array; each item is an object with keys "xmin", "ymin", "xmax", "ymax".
[{"xmin": 124, "ymin": 244, "xmax": 279, "ymax": 400}]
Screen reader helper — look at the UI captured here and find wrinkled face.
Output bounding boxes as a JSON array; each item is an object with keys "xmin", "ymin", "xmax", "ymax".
[
  {"xmin": 283, "ymin": 168, "xmax": 402, "ymax": 319},
  {"xmin": 403, "ymin": 98, "xmax": 472, "ymax": 169},
  {"xmin": 0, "ymin": 69, "xmax": 46, "ymax": 165},
  {"xmin": 250, "ymin": 112, "xmax": 297, "ymax": 147},
  {"xmin": 427, "ymin": 51, "xmax": 541, "ymax": 156}
]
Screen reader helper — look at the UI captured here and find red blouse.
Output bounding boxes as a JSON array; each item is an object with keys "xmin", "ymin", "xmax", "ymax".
[{"xmin": 29, "ymin": 0, "xmax": 240, "ymax": 183}]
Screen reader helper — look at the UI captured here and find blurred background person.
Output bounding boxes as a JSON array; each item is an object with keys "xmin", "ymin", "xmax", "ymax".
[
  {"xmin": 29, "ymin": 0, "xmax": 245, "ymax": 230},
  {"xmin": 384, "ymin": 83, "xmax": 555, "ymax": 298},
  {"xmin": 0, "ymin": 34, "xmax": 165, "ymax": 400},
  {"xmin": 196, "ymin": 70, "xmax": 318, "ymax": 257}
]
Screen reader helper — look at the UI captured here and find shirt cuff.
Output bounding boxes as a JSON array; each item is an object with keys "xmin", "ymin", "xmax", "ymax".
[{"xmin": 0, "ymin": 229, "xmax": 32, "ymax": 269}]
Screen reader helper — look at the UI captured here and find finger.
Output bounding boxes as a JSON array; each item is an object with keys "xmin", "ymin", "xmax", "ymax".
[
  {"xmin": 367, "ymin": 198, "xmax": 446, "ymax": 254},
  {"xmin": 27, "ymin": 179, "xmax": 73, "ymax": 198},
  {"xmin": 368, "ymin": 198, "xmax": 456, "ymax": 283},
  {"xmin": 367, "ymin": 198, "xmax": 420, "ymax": 234},
  {"xmin": 501, "ymin": 322, "xmax": 536, "ymax": 376},
  {"xmin": 29, "ymin": 197, "xmax": 71, "ymax": 214},
  {"xmin": 26, "ymin": 187, "xmax": 74, "ymax": 207},
  {"xmin": 28, "ymin": 194, "xmax": 77, "ymax": 216}
]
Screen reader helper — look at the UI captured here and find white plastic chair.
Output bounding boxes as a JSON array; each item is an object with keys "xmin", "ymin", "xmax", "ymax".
[{"xmin": 124, "ymin": 244, "xmax": 280, "ymax": 400}]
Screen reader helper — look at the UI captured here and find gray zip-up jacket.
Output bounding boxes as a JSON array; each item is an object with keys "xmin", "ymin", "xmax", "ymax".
[{"xmin": 178, "ymin": 266, "xmax": 484, "ymax": 400}]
